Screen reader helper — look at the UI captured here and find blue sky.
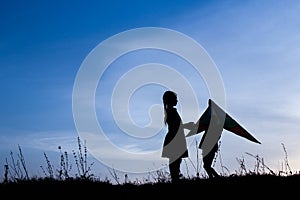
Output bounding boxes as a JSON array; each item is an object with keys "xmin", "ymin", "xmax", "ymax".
[{"xmin": 1, "ymin": 0, "xmax": 300, "ymax": 183}]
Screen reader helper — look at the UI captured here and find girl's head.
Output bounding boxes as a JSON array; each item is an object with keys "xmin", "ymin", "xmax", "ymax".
[
  {"xmin": 163, "ymin": 90, "xmax": 178, "ymax": 108},
  {"xmin": 163, "ymin": 91, "xmax": 178, "ymax": 124}
]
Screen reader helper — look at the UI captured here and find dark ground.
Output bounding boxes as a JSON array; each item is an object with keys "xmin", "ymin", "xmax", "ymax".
[{"xmin": 1, "ymin": 174, "xmax": 298, "ymax": 198}]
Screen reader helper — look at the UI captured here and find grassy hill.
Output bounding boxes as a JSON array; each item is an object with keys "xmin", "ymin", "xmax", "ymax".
[
  {"xmin": 1, "ymin": 174, "xmax": 299, "ymax": 198},
  {"xmin": 1, "ymin": 137, "xmax": 298, "ymax": 198}
]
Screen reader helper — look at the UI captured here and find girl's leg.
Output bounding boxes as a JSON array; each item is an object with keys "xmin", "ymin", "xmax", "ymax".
[{"xmin": 169, "ymin": 158, "xmax": 182, "ymax": 182}]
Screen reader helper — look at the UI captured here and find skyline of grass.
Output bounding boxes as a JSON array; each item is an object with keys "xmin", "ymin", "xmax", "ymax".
[{"xmin": 1, "ymin": 136, "xmax": 297, "ymax": 185}]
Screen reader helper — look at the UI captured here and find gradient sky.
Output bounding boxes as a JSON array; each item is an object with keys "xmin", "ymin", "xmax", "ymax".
[{"xmin": 1, "ymin": 0, "xmax": 300, "ymax": 183}]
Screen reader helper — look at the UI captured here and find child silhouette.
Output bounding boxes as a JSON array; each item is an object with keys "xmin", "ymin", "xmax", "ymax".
[{"xmin": 161, "ymin": 90, "xmax": 195, "ymax": 183}]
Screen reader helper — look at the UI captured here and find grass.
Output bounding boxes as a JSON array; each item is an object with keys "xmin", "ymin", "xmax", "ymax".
[{"xmin": 1, "ymin": 137, "xmax": 299, "ymax": 197}]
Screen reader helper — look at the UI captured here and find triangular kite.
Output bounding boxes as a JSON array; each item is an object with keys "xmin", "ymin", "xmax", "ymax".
[{"xmin": 186, "ymin": 99, "xmax": 261, "ymax": 144}]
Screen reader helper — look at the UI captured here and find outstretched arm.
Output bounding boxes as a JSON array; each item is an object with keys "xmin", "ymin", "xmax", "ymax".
[{"xmin": 182, "ymin": 122, "xmax": 196, "ymax": 130}]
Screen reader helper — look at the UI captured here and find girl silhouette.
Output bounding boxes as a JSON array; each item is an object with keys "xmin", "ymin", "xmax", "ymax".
[{"xmin": 161, "ymin": 90, "xmax": 194, "ymax": 183}]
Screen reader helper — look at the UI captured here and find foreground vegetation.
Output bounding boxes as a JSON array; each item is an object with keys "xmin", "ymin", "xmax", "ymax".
[
  {"xmin": 1, "ymin": 137, "xmax": 299, "ymax": 197},
  {"xmin": 1, "ymin": 173, "xmax": 299, "ymax": 197}
]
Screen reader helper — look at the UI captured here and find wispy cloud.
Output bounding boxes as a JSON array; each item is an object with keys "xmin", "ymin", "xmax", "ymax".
[{"xmin": 0, "ymin": 130, "xmax": 78, "ymax": 152}]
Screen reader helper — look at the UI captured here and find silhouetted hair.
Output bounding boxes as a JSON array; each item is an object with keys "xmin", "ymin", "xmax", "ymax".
[{"xmin": 162, "ymin": 91, "xmax": 177, "ymax": 124}]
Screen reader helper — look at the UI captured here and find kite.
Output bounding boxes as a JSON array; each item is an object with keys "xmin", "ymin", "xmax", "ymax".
[{"xmin": 186, "ymin": 99, "xmax": 261, "ymax": 144}]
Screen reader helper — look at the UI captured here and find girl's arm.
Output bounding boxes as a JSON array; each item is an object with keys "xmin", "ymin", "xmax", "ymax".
[{"xmin": 182, "ymin": 122, "xmax": 195, "ymax": 130}]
